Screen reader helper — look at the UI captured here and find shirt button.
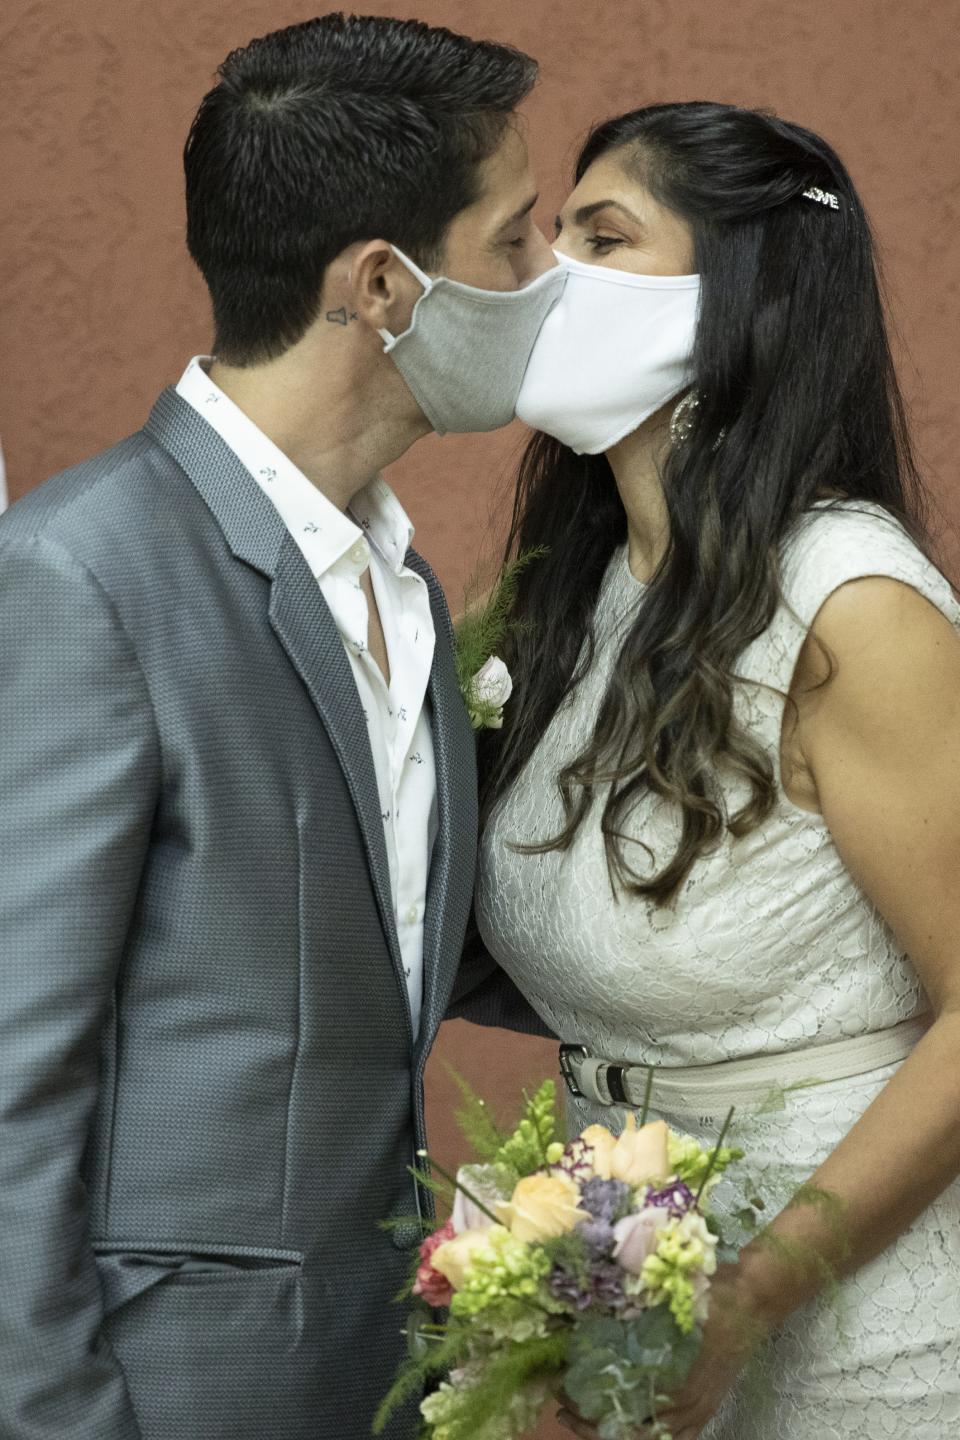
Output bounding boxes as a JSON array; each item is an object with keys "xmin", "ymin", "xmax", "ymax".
[
  {"xmin": 350, "ymin": 540, "xmax": 369, "ymax": 568},
  {"xmin": 405, "ymin": 906, "xmax": 419, "ymax": 925}
]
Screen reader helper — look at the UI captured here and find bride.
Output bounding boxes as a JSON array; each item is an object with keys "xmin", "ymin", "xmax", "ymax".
[{"xmin": 473, "ymin": 102, "xmax": 960, "ymax": 1438}]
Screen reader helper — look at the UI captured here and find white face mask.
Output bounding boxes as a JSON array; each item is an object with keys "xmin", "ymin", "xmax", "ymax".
[
  {"xmin": 515, "ymin": 250, "xmax": 701, "ymax": 455},
  {"xmin": 378, "ymin": 247, "xmax": 566, "ymax": 436}
]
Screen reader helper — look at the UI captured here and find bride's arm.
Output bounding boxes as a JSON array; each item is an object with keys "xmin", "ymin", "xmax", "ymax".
[
  {"xmin": 740, "ymin": 575, "xmax": 960, "ymax": 1318},
  {"xmin": 655, "ymin": 575, "xmax": 960, "ymax": 1440}
]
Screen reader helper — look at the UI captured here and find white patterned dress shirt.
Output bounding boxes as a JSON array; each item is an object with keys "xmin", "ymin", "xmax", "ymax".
[{"xmin": 177, "ymin": 357, "xmax": 437, "ymax": 1038}]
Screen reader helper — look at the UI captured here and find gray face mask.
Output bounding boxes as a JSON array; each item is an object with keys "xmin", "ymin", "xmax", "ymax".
[{"xmin": 377, "ymin": 246, "xmax": 566, "ymax": 435}]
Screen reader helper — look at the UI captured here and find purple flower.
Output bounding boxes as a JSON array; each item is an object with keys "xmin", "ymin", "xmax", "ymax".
[
  {"xmin": 550, "ymin": 1138, "xmax": 597, "ymax": 1186},
  {"xmin": 548, "ymin": 1256, "xmax": 628, "ymax": 1313},
  {"xmin": 575, "ymin": 1216, "xmax": 615, "ymax": 1258},
  {"xmin": 579, "ymin": 1177, "xmax": 632, "ymax": 1224},
  {"xmin": 545, "ymin": 1183, "xmax": 634, "ymax": 1315},
  {"xmin": 644, "ymin": 1179, "xmax": 697, "ymax": 1217}
]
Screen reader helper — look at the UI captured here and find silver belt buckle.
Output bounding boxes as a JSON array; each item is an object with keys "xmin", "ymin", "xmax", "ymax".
[{"xmin": 558, "ymin": 1044, "xmax": 588, "ymax": 1099}]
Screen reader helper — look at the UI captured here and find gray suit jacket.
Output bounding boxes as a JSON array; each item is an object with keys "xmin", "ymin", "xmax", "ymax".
[{"xmin": 0, "ymin": 390, "xmax": 490, "ymax": 1439}]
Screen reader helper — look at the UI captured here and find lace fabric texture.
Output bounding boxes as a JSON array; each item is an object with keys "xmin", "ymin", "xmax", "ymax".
[{"xmin": 476, "ymin": 502, "xmax": 960, "ymax": 1437}]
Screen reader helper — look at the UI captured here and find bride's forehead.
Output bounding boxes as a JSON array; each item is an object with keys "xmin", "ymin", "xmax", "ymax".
[{"xmin": 560, "ymin": 156, "xmax": 654, "ymax": 221}]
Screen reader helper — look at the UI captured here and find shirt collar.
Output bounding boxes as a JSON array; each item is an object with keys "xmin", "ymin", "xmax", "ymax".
[
  {"xmin": 175, "ymin": 356, "xmax": 415, "ymax": 581},
  {"xmin": 349, "ymin": 475, "xmax": 415, "ymax": 578}
]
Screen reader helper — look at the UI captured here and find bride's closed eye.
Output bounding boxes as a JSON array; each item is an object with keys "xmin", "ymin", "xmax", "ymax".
[
  {"xmin": 554, "ymin": 217, "xmax": 625, "ymax": 254},
  {"xmin": 584, "ymin": 235, "xmax": 625, "ymax": 252}
]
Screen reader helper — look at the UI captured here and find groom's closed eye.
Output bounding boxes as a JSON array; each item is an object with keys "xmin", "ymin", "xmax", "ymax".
[{"xmin": 493, "ymin": 193, "xmax": 539, "ymax": 247}]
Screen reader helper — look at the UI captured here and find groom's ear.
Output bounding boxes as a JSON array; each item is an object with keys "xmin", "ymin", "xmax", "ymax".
[{"xmin": 345, "ymin": 239, "xmax": 423, "ymax": 340}]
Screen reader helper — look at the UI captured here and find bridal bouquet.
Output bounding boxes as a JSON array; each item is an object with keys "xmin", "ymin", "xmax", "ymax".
[{"xmin": 376, "ymin": 1076, "xmax": 747, "ymax": 1440}]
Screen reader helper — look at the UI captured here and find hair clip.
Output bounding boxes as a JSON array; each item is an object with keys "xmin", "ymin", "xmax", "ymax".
[{"xmin": 802, "ymin": 186, "xmax": 840, "ymax": 209}]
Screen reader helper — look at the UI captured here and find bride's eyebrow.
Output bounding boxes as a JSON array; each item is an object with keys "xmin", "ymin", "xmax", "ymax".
[{"xmin": 560, "ymin": 199, "xmax": 646, "ymax": 229}]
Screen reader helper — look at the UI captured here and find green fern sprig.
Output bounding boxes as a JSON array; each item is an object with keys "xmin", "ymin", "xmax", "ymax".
[
  {"xmin": 425, "ymin": 1330, "xmax": 570, "ymax": 1440},
  {"xmin": 371, "ymin": 1324, "xmax": 473, "ymax": 1434},
  {"xmin": 446, "ymin": 1065, "xmax": 509, "ymax": 1162},
  {"xmin": 454, "ymin": 546, "xmax": 548, "ymax": 705}
]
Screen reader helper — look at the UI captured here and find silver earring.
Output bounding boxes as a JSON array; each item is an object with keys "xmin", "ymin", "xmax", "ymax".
[
  {"xmin": 670, "ymin": 390, "xmax": 700, "ymax": 446},
  {"xmin": 670, "ymin": 389, "xmax": 727, "ymax": 452}
]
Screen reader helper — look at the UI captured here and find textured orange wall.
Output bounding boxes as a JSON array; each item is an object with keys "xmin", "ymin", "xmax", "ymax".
[{"xmin": 3, "ymin": 5, "xmax": 959, "ymax": 1434}]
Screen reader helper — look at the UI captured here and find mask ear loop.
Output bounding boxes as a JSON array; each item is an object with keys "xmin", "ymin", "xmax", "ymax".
[{"xmin": 378, "ymin": 244, "xmax": 434, "ymax": 346}]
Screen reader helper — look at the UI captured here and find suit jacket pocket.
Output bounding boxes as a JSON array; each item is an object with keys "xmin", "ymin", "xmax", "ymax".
[
  {"xmin": 98, "ymin": 1243, "xmax": 311, "ymax": 1440},
  {"xmin": 93, "ymin": 1241, "xmax": 304, "ymax": 1318}
]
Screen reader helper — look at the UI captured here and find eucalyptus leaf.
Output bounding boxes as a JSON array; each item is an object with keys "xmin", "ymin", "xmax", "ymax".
[{"xmin": 564, "ymin": 1311, "xmax": 700, "ymax": 1436}]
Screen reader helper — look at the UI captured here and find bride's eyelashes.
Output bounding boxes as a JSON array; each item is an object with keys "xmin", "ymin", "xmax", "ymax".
[
  {"xmin": 553, "ymin": 217, "xmax": 625, "ymax": 253},
  {"xmin": 584, "ymin": 235, "xmax": 625, "ymax": 252}
]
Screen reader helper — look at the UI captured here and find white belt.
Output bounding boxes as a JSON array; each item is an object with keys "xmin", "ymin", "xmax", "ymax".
[{"xmin": 559, "ymin": 1015, "xmax": 930, "ymax": 1118}]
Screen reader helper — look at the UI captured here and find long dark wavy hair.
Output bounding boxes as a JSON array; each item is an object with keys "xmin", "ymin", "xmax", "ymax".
[{"xmin": 480, "ymin": 101, "xmax": 928, "ymax": 905}]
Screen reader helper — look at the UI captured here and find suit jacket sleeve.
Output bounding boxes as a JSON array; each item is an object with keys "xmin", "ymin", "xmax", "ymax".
[
  {"xmin": 0, "ymin": 536, "xmax": 158, "ymax": 1438},
  {"xmin": 446, "ymin": 909, "xmax": 557, "ymax": 1038}
]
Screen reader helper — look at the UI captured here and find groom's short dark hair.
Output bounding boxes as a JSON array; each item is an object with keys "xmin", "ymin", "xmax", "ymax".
[{"xmin": 184, "ymin": 13, "xmax": 537, "ymax": 366}]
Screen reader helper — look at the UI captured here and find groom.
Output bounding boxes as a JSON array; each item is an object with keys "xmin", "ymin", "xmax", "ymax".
[{"xmin": 0, "ymin": 15, "xmax": 556, "ymax": 1440}]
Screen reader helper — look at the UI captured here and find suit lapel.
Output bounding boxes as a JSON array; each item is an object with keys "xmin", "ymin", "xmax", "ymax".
[
  {"xmin": 406, "ymin": 553, "xmax": 479, "ymax": 1066},
  {"xmin": 268, "ymin": 533, "xmax": 408, "ymax": 1023},
  {"xmin": 144, "ymin": 389, "xmax": 409, "ymax": 1033}
]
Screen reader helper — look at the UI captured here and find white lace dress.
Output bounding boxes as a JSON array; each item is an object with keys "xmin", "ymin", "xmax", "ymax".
[{"xmin": 476, "ymin": 503, "xmax": 960, "ymax": 1439}]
